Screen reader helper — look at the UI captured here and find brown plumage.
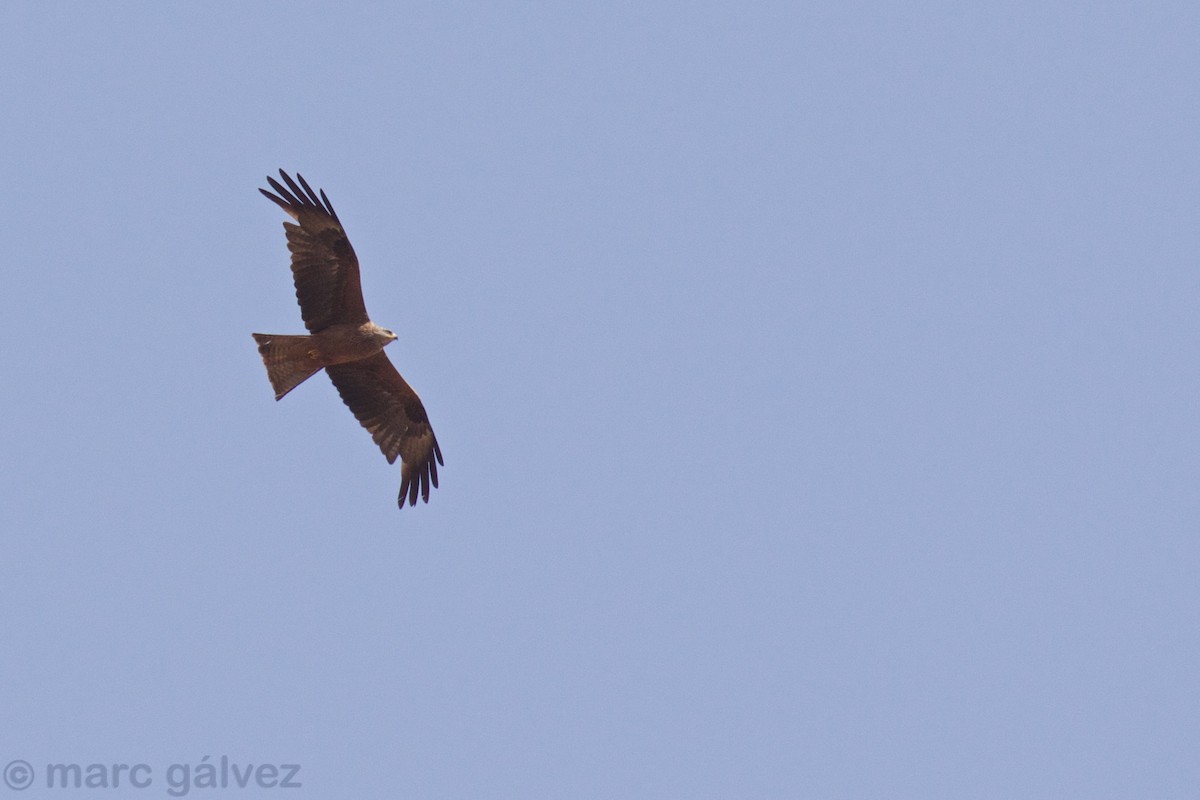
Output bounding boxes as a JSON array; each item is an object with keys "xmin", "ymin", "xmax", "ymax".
[{"xmin": 253, "ymin": 170, "xmax": 443, "ymax": 508}]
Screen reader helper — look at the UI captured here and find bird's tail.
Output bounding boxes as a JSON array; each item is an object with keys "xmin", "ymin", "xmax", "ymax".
[{"xmin": 252, "ymin": 333, "xmax": 324, "ymax": 400}]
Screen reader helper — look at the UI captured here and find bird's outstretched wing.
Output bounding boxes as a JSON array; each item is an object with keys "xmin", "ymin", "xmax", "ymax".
[
  {"xmin": 325, "ymin": 352, "xmax": 444, "ymax": 508},
  {"xmin": 260, "ymin": 170, "xmax": 368, "ymax": 332}
]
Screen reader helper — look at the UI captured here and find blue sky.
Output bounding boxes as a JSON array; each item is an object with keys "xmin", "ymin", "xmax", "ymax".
[{"xmin": 2, "ymin": 2, "xmax": 1198, "ymax": 797}]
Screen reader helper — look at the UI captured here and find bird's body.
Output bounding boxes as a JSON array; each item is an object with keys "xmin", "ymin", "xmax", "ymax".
[
  {"xmin": 253, "ymin": 322, "xmax": 396, "ymax": 399},
  {"xmin": 252, "ymin": 170, "xmax": 443, "ymax": 508}
]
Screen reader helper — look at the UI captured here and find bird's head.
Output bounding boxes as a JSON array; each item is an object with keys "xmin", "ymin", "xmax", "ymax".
[{"xmin": 366, "ymin": 323, "xmax": 399, "ymax": 346}]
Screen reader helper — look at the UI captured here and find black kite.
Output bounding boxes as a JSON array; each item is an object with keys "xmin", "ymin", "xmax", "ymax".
[{"xmin": 252, "ymin": 170, "xmax": 443, "ymax": 508}]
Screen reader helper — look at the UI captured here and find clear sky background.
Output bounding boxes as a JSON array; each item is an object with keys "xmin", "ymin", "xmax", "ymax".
[{"xmin": 1, "ymin": 2, "xmax": 1197, "ymax": 797}]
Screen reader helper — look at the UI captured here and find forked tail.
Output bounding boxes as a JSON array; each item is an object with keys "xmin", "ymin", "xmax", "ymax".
[{"xmin": 252, "ymin": 333, "xmax": 324, "ymax": 400}]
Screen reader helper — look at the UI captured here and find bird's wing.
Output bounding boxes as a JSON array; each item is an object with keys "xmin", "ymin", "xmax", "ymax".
[
  {"xmin": 260, "ymin": 170, "xmax": 368, "ymax": 332},
  {"xmin": 325, "ymin": 352, "xmax": 444, "ymax": 508}
]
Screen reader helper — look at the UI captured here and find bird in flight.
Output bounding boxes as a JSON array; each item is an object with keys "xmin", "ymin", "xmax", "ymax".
[{"xmin": 252, "ymin": 170, "xmax": 443, "ymax": 508}]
